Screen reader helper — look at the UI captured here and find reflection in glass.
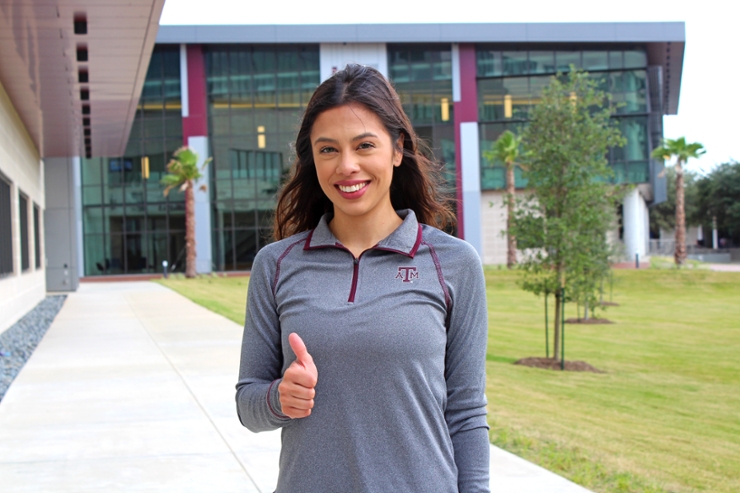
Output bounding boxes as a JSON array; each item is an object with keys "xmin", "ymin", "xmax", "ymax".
[{"xmin": 528, "ymin": 51, "xmax": 555, "ymax": 74}]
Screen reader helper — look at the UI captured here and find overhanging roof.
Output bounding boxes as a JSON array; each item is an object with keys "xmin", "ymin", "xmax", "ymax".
[
  {"xmin": 0, "ymin": 0, "xmax": 165, "ymax": 158},
  {"xmin": 158, "ymin": 22, "xmax": 685, "ymax": 115}
]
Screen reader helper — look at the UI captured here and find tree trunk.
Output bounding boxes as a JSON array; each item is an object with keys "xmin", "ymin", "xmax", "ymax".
[
  {"xmin": 674, "ymin": 161, "xmax": 687, "ymax": 266},
  {"xmin": 553, "ymin": 289, "xmax": 561, "ymax": 360},
  {"xmin": 506, "ymin": 163, "xmax": 517, "ymax": 269},
  {"xmin": 552, "ymin": 266, "xmax": 565, "ymax": 361},
  {"xmin": 185, "ymin": 183, "xmax": 197, "ymax": 278}
]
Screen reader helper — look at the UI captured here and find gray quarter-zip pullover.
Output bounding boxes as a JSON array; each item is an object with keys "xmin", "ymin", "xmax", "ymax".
[{"xmin": 236, "ymin": 209, "xmax": 490, "ymax": 493}]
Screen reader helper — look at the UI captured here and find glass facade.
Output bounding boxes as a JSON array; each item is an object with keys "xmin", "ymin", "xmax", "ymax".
[
  {"xmin": 388, "ymin": 45, "xmax": 456, "ymax": 190},
  {"xmin": 77, "ymin": 41, "xmax": 664, "ymax": 275},
  {"xmin": 80, "ymin": 46, "xmax": 185, "ymax": 275},
  {"xmin": 477, "ymin": 46, "xmax": 651, "ymax": 190},
  {"xmin": 204, "ymin": 45, "xmax": 320, "ymax": 270}
]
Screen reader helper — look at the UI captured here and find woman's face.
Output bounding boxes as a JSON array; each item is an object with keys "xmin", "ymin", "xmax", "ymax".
[{"xmin": 310, "ymin": 103, "xmax": 402, "ymax": 224}]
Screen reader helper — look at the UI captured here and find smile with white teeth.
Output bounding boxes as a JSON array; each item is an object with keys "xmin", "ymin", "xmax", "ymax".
[{"xmin": 337, "ymin": 182, "xmax": 368, "ymax": 193}]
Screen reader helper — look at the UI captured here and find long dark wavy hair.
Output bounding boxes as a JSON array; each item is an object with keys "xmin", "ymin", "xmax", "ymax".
[{"xmin": 273, "ymin": 64, "xmax": 455, "ymax": 240}]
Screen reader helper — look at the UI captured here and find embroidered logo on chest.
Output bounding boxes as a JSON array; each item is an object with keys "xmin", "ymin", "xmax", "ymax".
[{"xmin": 395, "ymin": 266, "xmax": 419, "ymax": 283}]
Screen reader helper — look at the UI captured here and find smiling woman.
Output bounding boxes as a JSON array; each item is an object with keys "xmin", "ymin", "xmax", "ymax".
[
  {"xmin": 235, "ymin": 64, "xmax": 491, "ymax": 493},
  {"xmin": 310, "ymin": 103, "xmax": 404, "ymax": 256}
]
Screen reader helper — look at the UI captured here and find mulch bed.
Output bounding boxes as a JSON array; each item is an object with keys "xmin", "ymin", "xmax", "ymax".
[
  {"xmin": 600, "ymin": 301, "xmax": 620, "ymax": 307},
  {"xmin": 514, "ymin": 357, "xmax": 605, "ymax": 373},
  {"xmin": 565, "ymin": 317, "xmax": 614, "ymax": 324}
]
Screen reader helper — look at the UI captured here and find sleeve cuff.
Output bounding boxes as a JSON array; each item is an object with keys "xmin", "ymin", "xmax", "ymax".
[{"xmin": 267, "ymin": 378, "xmax": 290, "ymax": 420}]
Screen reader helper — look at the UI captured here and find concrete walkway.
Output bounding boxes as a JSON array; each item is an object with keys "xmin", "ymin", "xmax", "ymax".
[{"xmin": 0, "ymin": 282, "xmax": 592, "ymax": 493}]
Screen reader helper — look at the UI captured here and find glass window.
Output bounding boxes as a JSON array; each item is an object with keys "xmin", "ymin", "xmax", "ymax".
[
  {"xmin": 555, "ymin": 51, "xmax": 581, "ymax": 72},
  {"xmin": 608, "ymin": 51, "xmax": 623, "ymax": 70},
  {"xmin": 19, "ymin": 193, "xmax": 29, "ymax": 271},
  {"xmin": 502, "ymin": 52, "xmax": 528, "ymax": 76},
  {"xmin": 33, "ymin": 204, "xmax": 40, "ymax": 269},
  {"xmin": 478, "ymin": 79, "xmax": 505, "ymax": 121},
  {"xmin": 503, "ymin": 78, "xmax": 530, "ymax": 120},
  {"xmin": 620, "ymin": 117, "xmax": 648, "ymax": 161},
  {"xmin": 624, "ymin": 50, "xmax": 647, "ymax": 69},
  {"xmin": 0, "ymin": 176, "xmax": 12, "ymax": 276},
  {"xmin": 477, "ymin": 50, "xmax": 502, "ymax": 77},
  {"xmin": 528, "ymin": 51, "xmax": 554, "ymax": 74},
  {"xmin": 627, "ymin": 161, "xmax": 649, "ymax": 183},
  {"xmin": 83, "ymin": 207, "xmax": 106, "ymax": 235},
  {"xmin": 84, "ymin": 234, "xmax": 107, "ymax": 275},
  {"xmin": 81, "ymin": 158, "xmax": 103, "ymax": 185},
  {"xmin": 582, "ymin": 51, "xmax": 608, "ymax": 71}
]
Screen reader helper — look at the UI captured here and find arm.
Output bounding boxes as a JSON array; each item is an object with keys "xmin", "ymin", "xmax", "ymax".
[
  {"xmin": 235, "ymin": 248, "xmax": 292, "ymax": 432},
  {"xmin": 443, "ymin": 245, "xmax": 490, "ymax": 493}
]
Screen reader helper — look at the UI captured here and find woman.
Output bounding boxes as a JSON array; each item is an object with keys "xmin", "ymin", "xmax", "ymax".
[{"xmin": 236, "ymin": 64, "xmax": 489, "ymax": 493}]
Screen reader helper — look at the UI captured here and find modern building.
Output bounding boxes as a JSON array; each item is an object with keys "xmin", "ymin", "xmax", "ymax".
[{"xmin": 0, "ymin": 5, "xmax": 685, "ymax": 330}]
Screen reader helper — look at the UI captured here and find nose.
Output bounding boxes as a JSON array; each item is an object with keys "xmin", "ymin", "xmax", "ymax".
[{"xmin": 335, "ymin": 151, "xmax": 360, "ymax": 176}]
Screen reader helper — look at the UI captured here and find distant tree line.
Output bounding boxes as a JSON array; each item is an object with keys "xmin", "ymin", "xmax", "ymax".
[{"xmin": 650, "ymin": 161, "xmax": 740, "ymax": 247}]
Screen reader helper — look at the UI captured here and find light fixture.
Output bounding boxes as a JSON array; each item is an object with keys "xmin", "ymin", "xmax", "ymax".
[
  {"xmin": 76, "ymin": 45, "xmax": 88, "ymax": 62},
  {"xmin": 141, "ymin": 156, "xmax": 150, "ymax": 180},
  {"xmin": 257, "ymin": 125, "xmax": 266, "ymax": 149},
  {"xmin": 440, "ymin": 97, "xmax": 450, "ymax": 122},
  {"xmin": 74, "ymin": 13, "xmax": 87, "ymax": 35},
  {"xmin": 504, "ymin": 95, "xmax": 512, "ymax": 118}
]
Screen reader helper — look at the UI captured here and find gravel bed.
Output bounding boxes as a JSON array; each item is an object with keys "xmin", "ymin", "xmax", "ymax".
[{"xmin": 0, "ymin": 295, "xmax": 67, "ymax": 402}]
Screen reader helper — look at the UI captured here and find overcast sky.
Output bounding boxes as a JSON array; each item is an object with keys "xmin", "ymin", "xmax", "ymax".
[{"xmin": 160, "ymin": 0, "xmax": 738, "ymax": 174}]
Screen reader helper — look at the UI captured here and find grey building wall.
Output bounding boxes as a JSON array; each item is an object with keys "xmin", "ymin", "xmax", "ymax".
[{"xmin": 44, "ymin": 157, "xmax": 80, "ymax": 291}]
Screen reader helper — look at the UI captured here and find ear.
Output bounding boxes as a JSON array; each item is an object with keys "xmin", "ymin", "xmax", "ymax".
[{"xmin": 393, "ymin": 134, "xmax": 404, "ymax": 167}]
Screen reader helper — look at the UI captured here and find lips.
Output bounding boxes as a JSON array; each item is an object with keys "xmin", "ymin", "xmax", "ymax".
[{"xmin": 335, "ymin": 180, "xmax": 370, "ymax": 199}]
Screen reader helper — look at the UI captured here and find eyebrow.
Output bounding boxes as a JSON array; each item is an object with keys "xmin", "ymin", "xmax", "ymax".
[{"xmin": 312, "ymin": 132, "xmax": 379, "ymax": 146}]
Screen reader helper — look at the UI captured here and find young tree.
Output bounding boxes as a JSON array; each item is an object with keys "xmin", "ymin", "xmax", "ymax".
[
  {"xmin": 651, "ymin": 137, "xmax": 706, "ymax": 265},
  {"xmin": 161, "ymin": 146, "xmax": 211, "ymax": 278},
  {"xmin": 484, "ymin": 130, "xmax": 522, "ymax": 268},
  {"xmin": 513, "ymin": 70, "xmax": 624, "ymax": 361}
]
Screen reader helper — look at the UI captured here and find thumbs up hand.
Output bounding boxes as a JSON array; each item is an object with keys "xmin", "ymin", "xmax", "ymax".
[{"xmin": 278, "ymin": 333, "xmax": 318, "ymax": 419}]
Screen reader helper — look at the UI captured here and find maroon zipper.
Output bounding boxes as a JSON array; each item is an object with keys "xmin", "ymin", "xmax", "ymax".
[{"xmin": 348, "ymin": 257, "xmax": 360, "ymax": 303}]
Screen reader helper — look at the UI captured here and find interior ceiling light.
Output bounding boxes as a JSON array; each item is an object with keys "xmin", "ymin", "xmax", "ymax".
[
  {"xmin": 73, "ymin": 13, "xmax": 87, "ymax": 35},
  {"xmin": 76, "ymin": 46, "xmax": 88, "ymax": 62}
]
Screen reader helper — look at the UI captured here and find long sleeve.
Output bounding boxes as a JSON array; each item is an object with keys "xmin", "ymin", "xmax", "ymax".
[
  {"xmin": 441, "ymin": 242, "xmax": 490, "ymax": 493},
  {"xmin": 235, "ymin": 247, "xmax": 292, "ymax": 432}
]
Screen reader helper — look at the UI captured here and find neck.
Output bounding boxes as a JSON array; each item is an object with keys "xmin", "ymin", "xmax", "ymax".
[{"xmin": 329, "ymin": 205, "xmax": 402, "ymax": 258}]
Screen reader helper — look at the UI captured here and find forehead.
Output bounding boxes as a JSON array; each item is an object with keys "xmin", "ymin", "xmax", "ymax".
[{"xmin": 310, "ymin": 103, "xmax": 389, "ymax": 138}]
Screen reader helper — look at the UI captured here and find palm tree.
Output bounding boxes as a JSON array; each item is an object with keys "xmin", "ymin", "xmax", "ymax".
[
  {"xmin": 651, "ymin": 137, "xmax": 705, "ymax": 266},
  {"xmin": 485, "ymin": 130, "xmax": 522, "ymax": 268},
  {"xmin": 161, "ymin": 146, "xmax": 211, "ymax": 278}
]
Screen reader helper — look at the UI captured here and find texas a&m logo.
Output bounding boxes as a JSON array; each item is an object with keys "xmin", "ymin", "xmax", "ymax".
[{"xmin": 395, "ymin": 266, "xmax": 419, "ymax": 283}]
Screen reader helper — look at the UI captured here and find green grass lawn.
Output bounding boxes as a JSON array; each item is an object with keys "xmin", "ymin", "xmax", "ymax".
[{"xmin": 156, "ymin": 268, "xmax": 740, "ymax": 493}]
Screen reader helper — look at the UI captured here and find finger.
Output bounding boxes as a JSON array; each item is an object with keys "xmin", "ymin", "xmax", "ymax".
[
  {"xmin": 282, "ymin": 406, "xmax": 312, "ymax": 419},
  {"xmin": 281, "ymin": 395, "xmax": 314, "ymax": 410},
  {"xmin": 283, "ymin": 363, "xmax": 318, "ymax": 389},
  {"xmin": 279, "ymin": 376, "xmax": 316, "ymax": 398},
  {"xmin": 289, "ymin": 333, "xmax": 314, "ymax": 367}
]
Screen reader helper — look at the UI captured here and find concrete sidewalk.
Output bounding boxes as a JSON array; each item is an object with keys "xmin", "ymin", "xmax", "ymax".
[{"xmin": 0, "ymin": 282, "xmax": 592, "ymax": 493}]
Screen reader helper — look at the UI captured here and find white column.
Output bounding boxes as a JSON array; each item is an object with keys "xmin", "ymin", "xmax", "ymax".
[
  {"xmin": 73, "ymin": 156, "xmax": 84, "ymax": 279},
  {"xmin": 188, "ymin": 136, "xmax": 212, "ymax": 274},
  {"xmin": 451, "ymin": 43, "xmax": 461, "ymax": 103},
  {"xmin": 319, "ymin": 44, "xmax": 388, "ymax": 81},
  {"xmin": 460, "ymin": 122, "xmax": 482, "ymax": 258},
  {"xmin": 623, "ymin": 187, "xmax": 649, "ymax": 261},
  {"xmin": 180, "ymin": 44, "xmax": 189, "ymax": 118}
]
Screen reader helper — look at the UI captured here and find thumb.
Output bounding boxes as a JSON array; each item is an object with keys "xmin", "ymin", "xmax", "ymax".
[{"xmin": 289, "ymin": 333, "xmax": 314, "ymax": 368}]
